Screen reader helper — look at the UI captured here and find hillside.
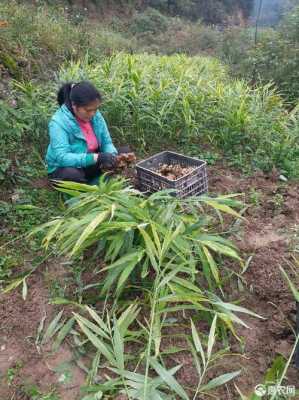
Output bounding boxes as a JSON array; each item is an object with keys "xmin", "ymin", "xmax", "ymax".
[{"xmin": 31, "ymin": 0, "xmax": 255, "ymax": 24}]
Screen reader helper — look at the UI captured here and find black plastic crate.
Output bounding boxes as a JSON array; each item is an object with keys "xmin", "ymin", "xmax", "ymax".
[{"xmin": 136, "ymin": 151, "xmax": 208, "ymax": 198}]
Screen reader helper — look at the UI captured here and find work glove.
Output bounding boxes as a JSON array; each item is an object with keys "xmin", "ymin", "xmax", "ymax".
[{"xmin": 97, "ymin": 152, "xmax": 117, "ymax": 170}]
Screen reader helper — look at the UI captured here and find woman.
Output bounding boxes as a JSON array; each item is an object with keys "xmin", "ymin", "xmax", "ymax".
[{"xmin": 46, "ymin": 81, "xmax": 118, "ymax": 184}]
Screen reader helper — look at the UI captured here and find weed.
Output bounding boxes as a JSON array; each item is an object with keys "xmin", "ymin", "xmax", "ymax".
[
  {"xmin": 22, "ymin": 384, "xmax": 60, "ymax": 400},
  {"xmin": 273, "ymin": 193, "xmax": 284, "ymax": 210},
  {"xmin": 6, "ymin": 361, "xmax": 22, "ymax": 386},
  {"xmin": 248, "ymin": 188, "xmax": 262, "ymax": 207}
]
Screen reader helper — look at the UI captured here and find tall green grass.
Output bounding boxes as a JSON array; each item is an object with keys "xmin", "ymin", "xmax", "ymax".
[
  {"xmin": 60, "ymin": 54, "xmax": 298, "ymax": 176},
  {"xmin": 2, "ymin": 53, "xmax": 299, "ymax": 177}
]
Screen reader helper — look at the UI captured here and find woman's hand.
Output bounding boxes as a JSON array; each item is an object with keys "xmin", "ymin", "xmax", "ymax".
[{"xmin": 96, "ymin": 153, "xmax": 117, "ymax": 169}]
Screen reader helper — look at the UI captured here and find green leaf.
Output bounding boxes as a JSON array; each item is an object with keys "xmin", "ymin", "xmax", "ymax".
[
  {"xmin": 115, "ymin": 252, "xmax": 144, "ymax": 296},
  {"xmin": 71, "ymin": 210, "xmax": 110, "ymax": 255},
  {"xmin": 2, "ymin": 276, "xmax": 28, "ymax": 294},
  {"xmin": 203, "ymin": 246, "xmax": 220, "ymax": 284},
  {"xmin": 41, "ymin": 310, "xmax": 64, "ymax": 344},
  {"xmin": 102, "ymin": 250, "xmax": 144, "ymax": 272},
  {"xmin": 200, "ymin": 240, "xmax": 241, "ymax": 260},
  {"xmin": 52, "ymin": 317, "xmax": 75, "ymax": 352},
  {"xmin": 42, "ymin": 219, "xmax": 64, "ymax": 250},
  {"xmin": 264, "ymin": 355, "xmax": 286, "ymax": 383},
  {"xmin": 138, "ymin": 227, "xmax": 158, "ymax": 271},
  {"xmin": 212, "ymin": 298, "xmax": 264, "ymax": 320},
  {"xmin": 200, "ymin": 370, "xmax": 241, "ymax": 392},
  {"xmin": 149, "ymin": 358, "xmax": 188, "ymax": 400},
  {"xmin": 172, "ymin": 277, "xmax": 203, "ymax": 294},
  {"xmin": 191, "ymin": 319, "xmax": 206, "ymax": 368},
  {"xmin": 87, "ymin": 351, "xmax": 101, "ymax": 385},
  {"xmin": 74, "ymin": 312, "xmax": 110, "ymax": 340},
  {"xmin": 117, "ymin": 304, "xmax": 140, "ymax": 336},
  {"xmin": 280, "ymin": 266, "xmax": 299, "ymax": 302},
  {"xmin": 113, "ymin": 317, "xmax": 124, "ymax": 370},
  {"xmin": 204, "ymin": 199, "xmax": 242, "ymax": 217},
  {"xmin": 75, "ymin": 314, "xmax": 116, "ymax": 365},
  {"xmin": 207, "ymin": 315, "xmax": 217, "ymax": 360}
]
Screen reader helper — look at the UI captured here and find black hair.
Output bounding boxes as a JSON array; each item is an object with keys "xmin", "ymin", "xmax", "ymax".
[{"xmin": 57, "ymin": 81, "xmax": 102, "ymax": 111}]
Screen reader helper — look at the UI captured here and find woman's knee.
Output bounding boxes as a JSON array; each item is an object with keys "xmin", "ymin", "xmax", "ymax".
[{"xmin": 49, "ymin": 167, "xmax": 87, "ymax": 183}]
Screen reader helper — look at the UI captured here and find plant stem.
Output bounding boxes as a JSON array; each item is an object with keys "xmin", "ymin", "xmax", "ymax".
[{"xmin": 143, "ymin": 281, "xmax": 159, "ymax": 398}]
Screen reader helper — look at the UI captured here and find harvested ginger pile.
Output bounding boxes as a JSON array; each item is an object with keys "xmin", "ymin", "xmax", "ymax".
[
  {"xmin": 115, "ymin": 153, "xmax": 137, "ymax": 168},
  {"xmin": 155, "ymin": 163, "xmax": 195, "ymax": 180}
]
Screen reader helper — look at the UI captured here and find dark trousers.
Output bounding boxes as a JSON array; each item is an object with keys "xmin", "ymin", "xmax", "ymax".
[
  {"xmin": 48, "ymin": 146, "xmax": 131, "ymax": 184},
  {"xmin": 49, "ymin": 164, "xmax": 99, "ymax": 184}
]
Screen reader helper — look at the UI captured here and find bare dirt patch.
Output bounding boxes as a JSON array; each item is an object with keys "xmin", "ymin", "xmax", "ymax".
[
  {"xmin": 0, "ymin": 268, "xmax": 85, "ymax": 399},
  {"xmin": 207, "ymin": 165, "xmax": 299, "ymax": 396}
]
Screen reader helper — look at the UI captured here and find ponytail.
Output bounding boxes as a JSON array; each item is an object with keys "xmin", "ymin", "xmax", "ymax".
[
  {"xmin": 57, "ymin": 81, "xmax": 102, "ymax": 112},
  {"xmin": 57, "ymin": 82, "xmax": 73, "ymax": 108}
]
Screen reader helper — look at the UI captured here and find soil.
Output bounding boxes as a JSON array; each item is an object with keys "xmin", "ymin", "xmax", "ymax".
[
  {"xmin": 0, "ymin": 266, "xmax": 85, "ymax": 400},
  {"xmin": 1, "ymin": 162, "xmax": 298, "ymax": 399}
]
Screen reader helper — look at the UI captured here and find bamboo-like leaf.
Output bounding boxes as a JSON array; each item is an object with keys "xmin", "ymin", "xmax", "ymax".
[
  {"xmin": 52, "ymin": 317, "xmax": 75, "ymax": 352},
  {"xmin": 87, "ymin": 350, "xmax": 101, "ymax": 384},
  {"xmin": 191, "ymin": 319, "xmax": 206, "ymax": 368},
  {"xmin": 138, "ymin": 227, "xmax": 158, "ymax": 271},
  {"xmin": 203, "ymin": 200, "xmax": 243, "ymax": 218},
  {"xmin": 117, "ymin": 304, "xmax": 140, "ymax": 336},
  {"xmin": 101, "ymin": 250, "xmax": 144, "ymax": 272},
  {"xmin": 200, "ymin": 370, "xmax": 241, "ymax": 392},
  {"xmin": 42, "ymin": 219, "xmax": 64, "ymax": 250},
  {"xmin": 71, "ymin": 210, "xmax": 110, "ymax": 255},
  {"xmin": 151, "ymin": 223, "xmax": 162, "ymax": 258},
  {"xmin": 161, "ymin": 222, "xmax": 184, "ymax": 258},
  {"xmin": 75, "ymin": 312, "xmax": 110, "ymax": 340},
  {"xmin": 36, "ymin": 312, "xmax": 47, "ymax": 346},
  {"xmin": 141, "ymin": 257, "xmax": 150, "ymax": 278},
  {"xmin": 211, "ymin": 298, "xmax": 264, "ymax": 319},
  {"xmin": 115, "ymin": 252, "xmax": 144, "ymax": 296},
  {"xmin": 149, "ymin": 358, "xmax": 188, "ymax": 400},
  {"xmin": 189, "ymin": 343, "xmax": 202, "ymax": 377},
  {"xmin": 113, "ymin": 317, "xmax": 124, "ymax": 370},
  {"xmin": 203, "ymin": 246, "xmax": 220, "ymax": 284},
  {"xmin": 41, "ymin": 310, "xmax": 64, "ymax": 344},
  {"xmin": 207, "ymin": 315, "xmax": 217, "ymax": 360},
  {"xmin": 28, "ymin": 218, "xmax": 62, "ymax": 238},
  {"xmin": 75, "ymin": 315, "xmax": 116, "ymax": 365},
  {"xmin": 158, "ymin": 266, "xmax": 182, "ymax": 289},
  {"xmin": 279, "ymin": 266, "xmax": 299, "ymax": 302},
  {"xmin": 200, "ymin": 240, "xmax": 241, "ymax": 260},
  {"xmin": 54, "ymin": 180, "xmax": 98, "ymax": 193},
  {"xmin": 2, "ymin": 276, "xmax": 28, "ymax": 294},
  {"xmin": 172, "ymin": 277, "xmax": 203, "ymax": 294},
  {"xmin": 50, "ymin": 297, "xmax": 85, "ymax": 310},
  {"xmin": 217, "ymin": 313, "xmax": 240, "ymax": 341}
]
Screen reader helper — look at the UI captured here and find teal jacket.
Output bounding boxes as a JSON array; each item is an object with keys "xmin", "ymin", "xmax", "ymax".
[{"xmin": 46, "ymin": 105, "xmax": 117, "ymax": 173}]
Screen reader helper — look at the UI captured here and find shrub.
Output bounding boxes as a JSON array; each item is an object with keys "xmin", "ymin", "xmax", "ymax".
[
  {"xmin": 138, "ymin": 19, "xmax": 221, "ymax": 55},
  {"xmin": 219, "ymin": 6, "xmax": 299, "ymax": 104},
  {"xmin": 130, "ymin": 7, "xmax": 169, "ymax": 35}
]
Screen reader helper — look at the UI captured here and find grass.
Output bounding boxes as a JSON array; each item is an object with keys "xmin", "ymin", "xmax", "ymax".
[{"xmin": 0, "ymin": 1, "xmax": 134, "ymax": 80}]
